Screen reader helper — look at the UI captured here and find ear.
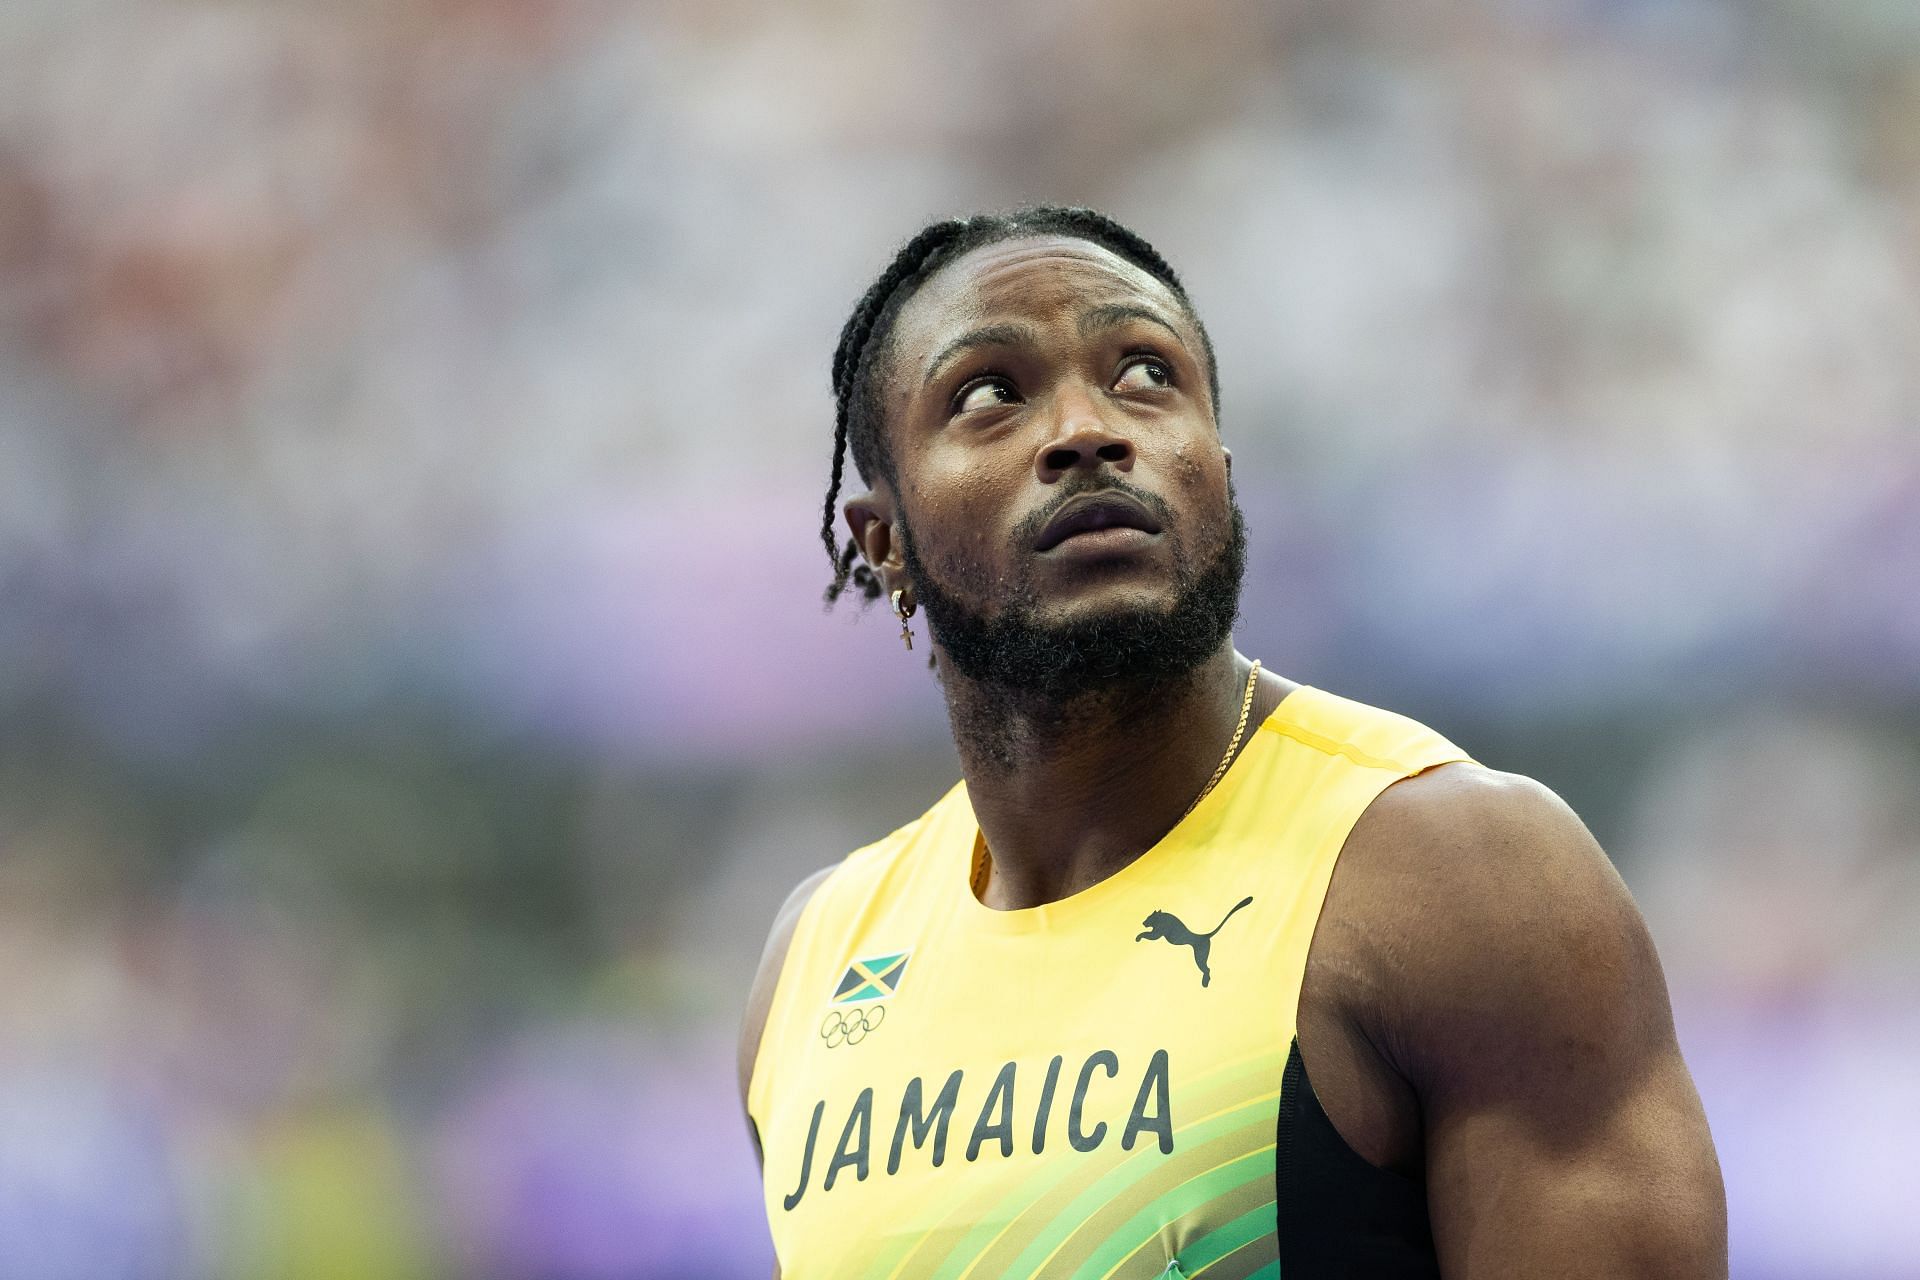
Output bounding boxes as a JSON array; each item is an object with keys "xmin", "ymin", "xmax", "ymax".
[
  {"xmin": 844, "ymin": 487, "xmax": 906, "ymax": 590},
  {"xmin": 1221, "ymin": 445, "xmax": 1233, "ymax": 474}
]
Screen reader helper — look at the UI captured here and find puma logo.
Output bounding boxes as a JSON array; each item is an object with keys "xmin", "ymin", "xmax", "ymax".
[{"xmin": 1135, "ymin": 896, "xmax": 1254, "ymax": 987}]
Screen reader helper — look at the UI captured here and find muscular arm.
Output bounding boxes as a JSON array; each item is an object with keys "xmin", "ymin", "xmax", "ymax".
[
  {"xmin": 1347, "ymin": 765, "xmax": 1726, "ymax": 1277},
  {"xmin": 737, "ymin": 866, "xmax": 834, "ymax": 1280}
]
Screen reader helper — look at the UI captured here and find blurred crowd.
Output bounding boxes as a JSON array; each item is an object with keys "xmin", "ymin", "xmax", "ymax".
[{"xmin": 1, "ymin": 1, "xmax": 1916, "ymax": 1276}]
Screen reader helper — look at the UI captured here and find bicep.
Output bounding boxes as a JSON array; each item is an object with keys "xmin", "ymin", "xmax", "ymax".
[
  {"xmin": 1373, "ymin": 770, "xmax": 1725, "ymax": 1276},
  {"xmin": 1425, "ymin": 1038, "xmax": 1723, "ymax": 1275}
]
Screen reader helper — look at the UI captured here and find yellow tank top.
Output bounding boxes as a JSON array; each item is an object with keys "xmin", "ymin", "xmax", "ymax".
[{"xmin": 747, "ymin": 685, "xmax": 1468, "ymax": 1279}]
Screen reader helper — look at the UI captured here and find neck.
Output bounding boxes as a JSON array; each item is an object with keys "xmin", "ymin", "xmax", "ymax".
[{"xmin": 938, "ymin": 642, "xmax": 1266, "ymax": 910}]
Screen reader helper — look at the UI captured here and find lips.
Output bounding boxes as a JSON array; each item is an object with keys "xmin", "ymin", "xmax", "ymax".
[{"xmin": 1034, "ymin": 491, "xmax": 1164, "ymax": 552}]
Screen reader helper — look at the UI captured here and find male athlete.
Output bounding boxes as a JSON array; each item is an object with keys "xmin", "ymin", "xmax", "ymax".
[{"xmin": 740, "ymin": 207, "xmax": 1726, "ymax": 1277}]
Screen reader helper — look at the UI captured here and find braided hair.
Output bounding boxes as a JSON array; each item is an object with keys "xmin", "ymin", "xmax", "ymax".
[{"xmin": 821, "ymin": 206, "xmax": 1218, "ymax": 604}]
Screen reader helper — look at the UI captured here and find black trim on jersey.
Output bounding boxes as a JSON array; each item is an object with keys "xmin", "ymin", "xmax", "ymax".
[{"xmin": 1276, "ymin": 1037, "xmax": 1440, "ymax": 1277}]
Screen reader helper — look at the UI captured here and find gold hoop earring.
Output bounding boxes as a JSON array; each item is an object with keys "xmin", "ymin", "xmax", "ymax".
[{"xmin": 890, "ymin": 588, "xmax": 915, "ymax": 651}]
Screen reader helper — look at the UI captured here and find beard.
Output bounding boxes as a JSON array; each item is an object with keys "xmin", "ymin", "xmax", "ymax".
[{"xmin": 899, "ymin": 478, "xmax": 1247, "ymax": 707}]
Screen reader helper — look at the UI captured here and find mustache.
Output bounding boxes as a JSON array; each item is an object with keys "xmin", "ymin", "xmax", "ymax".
[{"xmin": 1011, "ymin": 475, "xmax": 1177, "ymax": 549}]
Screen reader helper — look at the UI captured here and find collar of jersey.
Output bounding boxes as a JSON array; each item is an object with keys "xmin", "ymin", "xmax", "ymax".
[{"xmin": 953, "ymin": 684, "xmax": 1313, "ymax": 935}]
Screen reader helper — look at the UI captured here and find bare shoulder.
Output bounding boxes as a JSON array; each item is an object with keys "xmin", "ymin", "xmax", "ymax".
[
  {"xmin": 1334, "ymin": 760, "xmax": 1667, "ymax": 1090},
  {"xmin": 1330, "ymin": 761, "xmax": 1725, "ymax": 1271},
  {"xmin": 1340, "ymin": 760, "xmax": 1635, "ymax": 948},
  {"xmin": 1346, "ymin": 758, "xmax": 1605, "ymax": 893},
  {"xmin": 738, "ymin": 864, "xmax": 838, "ymax": 1141},
  {"xmin": 1326, "ymin": 760, "xmax": 1623, "ymax": 959}
]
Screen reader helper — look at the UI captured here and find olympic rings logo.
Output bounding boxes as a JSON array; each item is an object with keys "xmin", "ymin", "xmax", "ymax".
[{"xmin": 820, "ymin": 1004, "xmax": 886, "ymax": 1048}]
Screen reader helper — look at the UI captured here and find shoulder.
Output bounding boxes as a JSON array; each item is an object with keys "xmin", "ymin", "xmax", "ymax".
[
  {"xmin": 738, "ymin": 863, "xmax": 838, "ymax": 1148},
  {"xmin": 1258, "ymin": 682, "xmax": 1468, "ymax": 779},
  {"xmin": 1323, "ymin": 768, "xmax": 1725, "ymax": 1268},
  {"xmin": 734, "ymin": 785, "xmax": 969, "ymax": 1144},
  {"xmin": 1331, "ymin": 761, "xmax": 1667, "ymax": 1096},
  {"xmin": 1348, "ymin": 759, "xmax": 1598, "ymax": 882}
]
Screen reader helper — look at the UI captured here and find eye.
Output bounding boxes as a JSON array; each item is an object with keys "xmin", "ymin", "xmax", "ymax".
[
  {"xmin": 1113, "ymin": 357, "xmax": 1172, "ymax": 392},
  {"xmin": 953, "ymin": 377, "xmax": 1020, "ymax": 415}
]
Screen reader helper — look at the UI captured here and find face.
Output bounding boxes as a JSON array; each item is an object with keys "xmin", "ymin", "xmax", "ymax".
[{"xmin": 847, "ymin": 235, "xmax": 1245, "ymax": 698}]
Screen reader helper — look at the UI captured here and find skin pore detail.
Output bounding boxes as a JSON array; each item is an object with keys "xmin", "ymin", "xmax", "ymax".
[
  {"xmin": 873, "ymin": 236, "xmax": 1227, "ymax": 645},
  {"xmin": 843, "ymin": 235, "xmax": 1269, "ymax": 908},
  {"xmin": 816, "ymin": 211, "xmax": 1223, "ymax": 610}
]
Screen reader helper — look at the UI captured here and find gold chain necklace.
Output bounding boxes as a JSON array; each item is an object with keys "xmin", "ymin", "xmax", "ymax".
[
  {"xmin": 970, "ymin": 659, "xmax": 1264, "ymax": 896},
  {"xmin": 1181, "ymin": 657, "xmax": 1262, "ymax": 820}
]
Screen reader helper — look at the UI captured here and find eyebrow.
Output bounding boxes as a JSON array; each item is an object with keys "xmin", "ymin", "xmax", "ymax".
[
  {"xmin": 923, "ymin": 323, "xmax": 1035, "ymax": 388},
  {"xmin": 1077, "ymin": 303, "xmax": 1188, "ymax": 349},
  {"xmin": 921, "ymin": 306, "xmax": 1189, "ymax": 389}
]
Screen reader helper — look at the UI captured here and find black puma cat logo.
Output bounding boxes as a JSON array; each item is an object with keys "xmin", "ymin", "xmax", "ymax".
[{"xmin": 1135, "ymin": 896, "xmax": 1254, "ymax": 987}]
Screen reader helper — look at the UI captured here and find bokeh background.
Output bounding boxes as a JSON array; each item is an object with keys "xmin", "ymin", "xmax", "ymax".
[{"xmin": 2, "ymin": 1, "xmax": 1917, "ymax": 1276}]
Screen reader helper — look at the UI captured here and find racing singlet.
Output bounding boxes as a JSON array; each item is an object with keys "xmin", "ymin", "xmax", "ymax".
[{"xmin": 747, "ymin": 684, "xmax": 1470, "ymax": 1278}]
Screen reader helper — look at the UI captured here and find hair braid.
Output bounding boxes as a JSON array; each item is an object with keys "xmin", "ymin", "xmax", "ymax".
[
  {"xmin": 821, "ymin": 218, "xmax": 972, "ymax": 602},
  {"xmin": 819, "ymin": 207, "xmax": 1217, "ymax": 607}
]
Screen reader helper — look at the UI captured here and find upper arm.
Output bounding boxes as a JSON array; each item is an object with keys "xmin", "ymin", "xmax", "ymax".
[
  {"xmin": 1360, "ymin": 766, "xmax": 1726, "ymax": 1278},
  {"xmin": 738, "ymin": 864, "xmax": 836, "ymax": 1164},
  {"xmin": 741, "ymin": 867, "xmax": 836, "ymax": 1280}
]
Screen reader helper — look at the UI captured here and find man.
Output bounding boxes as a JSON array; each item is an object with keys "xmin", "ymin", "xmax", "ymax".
[{"xmin": 739, "ymin": 207, "xmax": 1725, "ymax": 1278}]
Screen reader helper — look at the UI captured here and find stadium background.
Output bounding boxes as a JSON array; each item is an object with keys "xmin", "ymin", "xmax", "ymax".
[{"xmin": 1, "ymin": 1, "xmax": 1916, "ymax": 1276}]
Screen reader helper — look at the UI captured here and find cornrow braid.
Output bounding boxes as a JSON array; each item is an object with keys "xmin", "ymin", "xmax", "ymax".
[
  {"xmin": 821, "ymin": 219, "xmax": 970, "ymax": 602},
  {"xmin": 820, "ymin": 206, "xmax": 1218, "ymax": 606}
]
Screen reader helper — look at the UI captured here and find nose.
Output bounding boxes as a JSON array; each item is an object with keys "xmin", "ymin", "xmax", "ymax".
[{"xmin": 1034, "ymin": 384, "xmax": 1136, "ymax": 483}]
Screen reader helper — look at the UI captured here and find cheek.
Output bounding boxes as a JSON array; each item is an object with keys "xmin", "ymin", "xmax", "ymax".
[
  {"xmin": 1164, "ymin": 439, "xmax": 1225, "ymax": 500},
  {"xmin": 1160, "ymin": 442, "xmax": 1233, "ymax": 547},
  {"xmin": 905, "ymin": 462, "xmax": 1016, "ymax": 596},
  {"xmin": 913, "ymin": 445, "xmax": 1028, "ymax": 532}
]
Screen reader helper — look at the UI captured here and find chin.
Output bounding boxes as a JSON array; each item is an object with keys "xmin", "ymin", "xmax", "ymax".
[{"xmin": 1034, "ymin": 583, "xmax": 1180, "ymax": 626}]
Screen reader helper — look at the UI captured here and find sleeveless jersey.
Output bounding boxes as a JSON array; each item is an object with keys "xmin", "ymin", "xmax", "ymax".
[{"xmin": 748, "ymin": 685, "xmax": 1469, "ymax": 1279}]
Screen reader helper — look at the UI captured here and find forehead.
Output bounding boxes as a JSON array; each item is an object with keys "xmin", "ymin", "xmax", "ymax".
[{"xmin": 889, "ymin": 235, "xmax": 1190, "ymax": 371}]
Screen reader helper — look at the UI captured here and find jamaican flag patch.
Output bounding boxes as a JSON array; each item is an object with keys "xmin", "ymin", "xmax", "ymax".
[{"xmin": 832, "ymin": 951, "xmax": 910, "ymax": 1003}]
